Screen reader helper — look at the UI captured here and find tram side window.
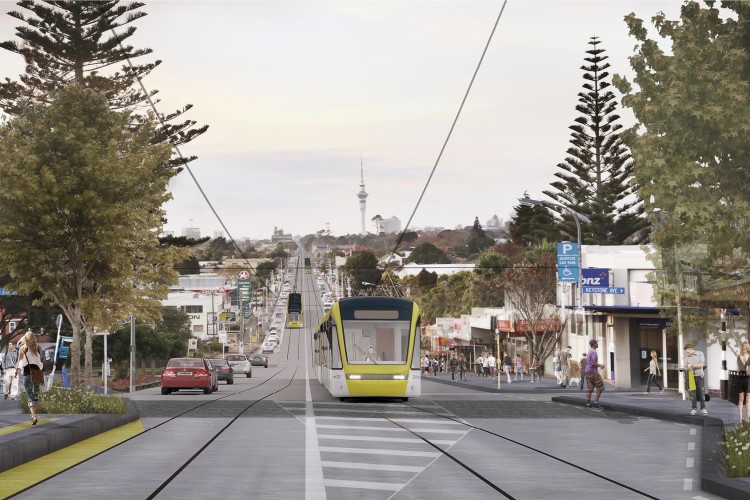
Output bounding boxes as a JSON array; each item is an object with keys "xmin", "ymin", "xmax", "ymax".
[
  {"xmin": 331, "ymin": 323, "xmax": 342, "ymax": 369},
  {"xmin": 411, "ymin": 317, "xmax": 421, "ymax": 370}
]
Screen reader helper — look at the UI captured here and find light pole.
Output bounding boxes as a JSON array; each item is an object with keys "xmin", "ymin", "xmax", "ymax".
[{"xmin": 519, "ymin": 197, "xmax": 591, "ymax": 331}]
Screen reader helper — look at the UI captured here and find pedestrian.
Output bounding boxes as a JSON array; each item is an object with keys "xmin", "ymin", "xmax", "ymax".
[
  {"xmin": 553, "ymin": 351, "xmax": 562, "ymax": 384},
  {"xmin": 584, "ymin": 338, "xmax": 605, "ymax": 409},
  {"xmin": 560, "ymin": 345, "xmax": 572, "ymax": 388},
  {"xmin": 579, "ymin": 353, "xmax": 586, "ymax": 390},
  {"xmin": 1, "ymin": 340, "xmax": 19, "ymax": 400},
  {"xmin": 502, "ymin": 352, "xmax": 512, "ymax": 383},
  {"xmin": 514, "ymin": 354, "xmax": 524, "ymax": 381},
  {"xmin": 422, "ymin": 354, "xmax": 430, "ymax": 375},
  {"xmin": 17, "ymin": 331, "xmax": 43, "ymax": 425},
  {"xmin": 476, "ymin": 354, "xmax": 484, "ymax": 377},
  {"xmin": 643, "ymin": 350, "xmax": 664, "ymax": 394},
  {"xmin": 458, "ymin": 353, "xmax": 467, "ymax": 381},
  {"xmin": 431, "ymin": 357, "xmax": 438, "ymax": 376},
  {"xmin": 449, "ymin": 355, "xmax": 458, "ymax": 381},
  {"xmin": 42, "ymin": 350, "xmax": 54, "ymax": 390},
  {"xmin": 683, "ymin": 342, "xmax": 708, "ymax": 416},
  {"xmin": 530, "ymin": 353, "xmax": 540, "ymax": 382},
  {"xmin": 482, "ymin": 353, "xmax": 490, "ymax": 378},
  {"xmin": 737, "ymin": 342, "xmax": 750, "ymax": 422},
  {"xmin": 487, "ymin": 352, "xmax": 497, "ymax": 379}
]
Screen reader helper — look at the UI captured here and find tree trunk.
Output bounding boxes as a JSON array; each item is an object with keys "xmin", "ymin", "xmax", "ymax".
[{"xmin": 84, "ymin": 328, "xmax": 93, "ymax": 389}]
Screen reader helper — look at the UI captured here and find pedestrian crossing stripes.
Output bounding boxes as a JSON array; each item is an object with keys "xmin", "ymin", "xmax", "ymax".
[{"xmin": 282, "ymin": 400, "xmax": 470, "ymax": 498}]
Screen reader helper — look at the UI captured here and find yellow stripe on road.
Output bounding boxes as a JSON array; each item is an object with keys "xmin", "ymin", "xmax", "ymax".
[
  {"xmin": 0, "ymin": 418, "xmax": 60, "ymax": 436},
  {"xmin": 0, "ymin": 419, "xmax": 144, "ymax": 498}
]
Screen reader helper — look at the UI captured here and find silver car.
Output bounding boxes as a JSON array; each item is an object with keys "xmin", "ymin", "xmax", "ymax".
[{"xmin": 225, "ymin": 354, "xmax": 252, "ymax": 378}]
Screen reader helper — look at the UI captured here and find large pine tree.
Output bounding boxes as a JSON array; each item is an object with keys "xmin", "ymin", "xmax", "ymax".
[
  {"xmin": 543, "ymin": 37, "xmax": 646, "ymax": 244},
  {"xmin": 0, "ymin": 0, "xmax": 207, "ymax": 170}
]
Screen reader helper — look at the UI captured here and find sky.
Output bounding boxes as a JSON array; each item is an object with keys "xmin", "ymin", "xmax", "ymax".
[{"xmin": 0, "ymin": 0, "xmax": 686, "ymax": 240}]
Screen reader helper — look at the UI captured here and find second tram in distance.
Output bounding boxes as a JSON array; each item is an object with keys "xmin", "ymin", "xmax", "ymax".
[
  {"xmin": 287, "ymin": 292, "xmax": 303, "ymax": 328},
  {"xmin": 312, "ymin": 296, "xmax": 421, "ymax": 400}
]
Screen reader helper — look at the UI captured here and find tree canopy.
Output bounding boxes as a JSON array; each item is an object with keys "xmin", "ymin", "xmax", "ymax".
[
  {"xmin": 0, "ymin": 84, "xmax": 186, "ymax": 384},
  {"xmin": 407, "ymin": 243, "xmax": 450, "ymax": 265},
  {"xmin": 0, "ymin": 0, "xmax": 207, "ymax": 170}
]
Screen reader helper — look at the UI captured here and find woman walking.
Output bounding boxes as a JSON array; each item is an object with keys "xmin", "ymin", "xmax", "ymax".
[
  {"xmin": 530, "ymin": 353, "xmax": 540, "ymax": 383},
  {"xmin": 514, "ymin": 354, "xmax": 525, "ymax": 381},
  {"xmin": 737, "ymin": 342, "xmax": 750, "ymax": 421},
  {"xmin": 643, "ymin": 350, "xmax": 663, "ymax": 394},
  {"xmin": 458, "ymin": 353, "xmax": 467, "ymax": 381},
  {"xmin": 17, "ymin": 331, "xmax": 43, "ymax": 425}
]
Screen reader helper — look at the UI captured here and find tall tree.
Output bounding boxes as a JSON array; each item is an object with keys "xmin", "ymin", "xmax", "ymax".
[
  {"xmin": 343, "ymin": 251, "xmax": 381, "ymax": 293},
  {"xmin": 467, "ymin": 217, "xmax": 494, "ymax": 255},
  {"xmin": 615, "ymin": 2, "xmax": 750, "ymax": 323},
  {"xmin": 0, "ymin": 84, "xmax": 186, "ymax": 385},
  {"xmin": 509, "ymin": 198, "xmax": 560, "ymax": 246},
  {"xmin": 0, "ymin": 0, "xmax": 207, "ymax": 170},
  {"xmin": 544, "ymin": 36, "xmax": 646, "ymax": 244},
  {"xmin": 407, "ymin": 243, "xmax": 450, "ymax": 264}
]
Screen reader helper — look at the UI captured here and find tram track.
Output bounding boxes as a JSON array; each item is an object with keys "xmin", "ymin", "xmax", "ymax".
[{"xmin": 386, "ymin": 401, "xmax": 661, "ymax": 500}]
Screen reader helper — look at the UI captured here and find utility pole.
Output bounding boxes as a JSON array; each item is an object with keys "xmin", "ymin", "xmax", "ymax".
[{"xmin": 129, "ymin": 313, "xmax": 135, "ymax": 393}]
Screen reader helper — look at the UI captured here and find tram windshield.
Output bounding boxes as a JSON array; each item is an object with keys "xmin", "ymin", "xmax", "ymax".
[{"xmin": 341, "ymin": 319, "xmax": 411, "ymax": 364}]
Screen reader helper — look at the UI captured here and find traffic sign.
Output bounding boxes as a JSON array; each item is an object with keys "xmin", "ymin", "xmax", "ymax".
[
  {"xmin": 582, "ymin": 286, "xmax": 625, "ymax": 294},
  {"xmin": 238, "ymin": 271, "xmax": 250, "ymax": 280},
  {"xmin": 556, "ymin": 242, "xmax": 579, "ymax": 283}
]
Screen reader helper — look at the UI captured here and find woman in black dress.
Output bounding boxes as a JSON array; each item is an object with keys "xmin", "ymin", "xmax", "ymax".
[{"xmin": 738, "ymin": 342, "xmax": 750, "ymax": 422}]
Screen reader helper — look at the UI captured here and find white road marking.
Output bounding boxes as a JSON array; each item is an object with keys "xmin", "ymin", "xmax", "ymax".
[
  {"xmin": 683, "ymin": 478, "xmax": 693, "ymax": 490},
  {"xmin": 688, "ymin": 442, "xmax": 695, "ymax": 451},
  {"xmin": 325, "ymin": 479, "xmax": 402, "ymax": 491},
  {"xmin": 690, "ymin": 428, "xmax": 697, "ymax": 436},
  {"xmin": 316, "ymin": 424, "xmax": 465, "ymax": 434},
  {"xmin": 686, "ymin": 457, "xmax": 694, "ymax": 468},
  {"xmin": 321, "ymin": 461, "xmax": 423, "ymax": 473},
  {"xmin": 317, "ymin": 434, "xmax": 454, "ymax": 445},
  {"xmin": 319, "ymin": 446, "xmax": 440, "ymax": 458}
]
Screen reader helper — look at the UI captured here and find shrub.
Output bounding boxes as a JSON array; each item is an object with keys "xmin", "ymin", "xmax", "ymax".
[
  {"xmin": 722, "ymin": 419, "xmax": 750, "ymax": 477},
  {"xmin": 19, "ymin": 385, "xmax": 127, "ymax": 414}
]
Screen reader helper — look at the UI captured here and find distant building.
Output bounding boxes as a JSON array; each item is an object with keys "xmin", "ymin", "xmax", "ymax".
[
  {"xmin": 357, "ymin": 160, "xmax": 368, "ymax": 235},
  {"xmin": 271, "ymin": 226, "xmax": 293, "ymax": 244},
  {"xmin": 163, "ymin": 274, "xmax": 228, "ymax": 339},
  {"xmin": 485, "ymin": 214, "xmax": 502, "ymax": 231},
  {"xmin": 183, "ymin": 226, "xmax": 201, "ymax": 239},
  {"xmin": 212, "ymin": 230, "xmax": 225, "ymax": 239},
  {"xmin": 382, "ymin": 216, "xmax": 402, "ymax": 234}
]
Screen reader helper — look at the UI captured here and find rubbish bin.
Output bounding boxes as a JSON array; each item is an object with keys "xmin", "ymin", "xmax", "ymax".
[{"xmin": 728, "ymin": 370, "xmax": 747, "ymax": 405}]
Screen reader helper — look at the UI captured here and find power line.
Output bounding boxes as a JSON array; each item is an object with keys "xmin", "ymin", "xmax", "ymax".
[{"xmin": 377, "ymin": 0, "xmax": 509, "ymax": 289}]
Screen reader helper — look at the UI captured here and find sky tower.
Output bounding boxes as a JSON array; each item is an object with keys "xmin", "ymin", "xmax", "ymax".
[{"xmin": 357, "ymin": 156, "xmax": 368, "ymax": 235}]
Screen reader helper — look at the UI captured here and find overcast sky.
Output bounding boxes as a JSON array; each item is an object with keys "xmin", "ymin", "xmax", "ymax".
[{"xmin": 0, "ymin": 0, "xmax": 685, "ymax": 240}]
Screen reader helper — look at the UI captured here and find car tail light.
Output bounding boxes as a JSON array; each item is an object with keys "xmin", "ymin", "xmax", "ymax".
[
  {"xmin": 162, "ymin": 369, "xmax": 178, "ymax": 377},
  {"xmin": 222, "ymin": 367, "xmax": 230, "ymax": 372},
  {"xmin": 195, "ymin": 369, "xmax": 209, "ymax": 376}
]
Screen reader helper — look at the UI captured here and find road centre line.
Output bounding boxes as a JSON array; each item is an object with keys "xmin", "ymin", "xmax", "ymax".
[
  {"xmin": 318, "ymin": 446, "xmax": 440, "ymax": 458},
  {"xmin": 321, "ymin": 461, "xmax": 423, "ymax": 473},
  {"xmin": 688, "ymin": 442, "xmax": 695, "ymax": 451},
  {"xmin": 313, "ymin": 415, "xmax": 463, "ymax": 425},
  {"xmin": 686, "ymin": 457, "xmax": 694, "ymax": 468}
]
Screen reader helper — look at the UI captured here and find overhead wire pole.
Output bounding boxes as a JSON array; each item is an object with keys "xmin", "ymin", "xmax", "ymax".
[{"xmin": 376, "ymin": 0, "xmax": 509, "ymax": 287}]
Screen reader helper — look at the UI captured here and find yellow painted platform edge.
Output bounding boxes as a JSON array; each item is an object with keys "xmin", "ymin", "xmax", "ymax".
[{"xmin": 0, "ymin": 419, "xmax": 145, "ymax": 498}]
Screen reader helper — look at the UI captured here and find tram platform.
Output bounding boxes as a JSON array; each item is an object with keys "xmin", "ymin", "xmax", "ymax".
[{"xmin": 426, "ymin": 371, "xmax": 750, "ymax": 499}]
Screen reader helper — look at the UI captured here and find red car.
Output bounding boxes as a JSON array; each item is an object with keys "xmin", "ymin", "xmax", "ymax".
[{"xmin": 161, "ymin": 358, "xmax": 217, "ymax": 395}]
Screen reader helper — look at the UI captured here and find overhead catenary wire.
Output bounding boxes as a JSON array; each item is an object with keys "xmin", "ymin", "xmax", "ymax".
[
  {"xmin": 377, "ymin": 0, "xmax": 509, "ymax": 291},
  {"xmin": 108, "ymin": 25, "xmax": 279, "ymax": 301}
]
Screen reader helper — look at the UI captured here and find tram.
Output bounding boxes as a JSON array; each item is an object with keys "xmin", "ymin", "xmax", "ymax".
[
  {"xmin": 287, "ymin": 292, "xmax": 303, "ymax": 328},
  {"xmin": 304, "ymin": 257, "xmax": 312, "ymax": 273},
  {"xmin": 312, "ymin": 296, "xmax": 421, "ymax": 399}
]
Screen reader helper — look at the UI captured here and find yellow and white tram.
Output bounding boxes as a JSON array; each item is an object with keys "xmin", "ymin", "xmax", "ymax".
[{"xmin": 312, "ymin": 297, "xmax": 421, "ymax": 400}]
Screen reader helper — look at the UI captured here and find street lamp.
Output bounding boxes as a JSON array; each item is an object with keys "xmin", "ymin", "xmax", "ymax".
[{"xmin": 519, "ymin": 197, "xmax": 591, "ymax": 329}]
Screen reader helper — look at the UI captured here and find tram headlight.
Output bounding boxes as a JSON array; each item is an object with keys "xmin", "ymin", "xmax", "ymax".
[
  {"xmin": 392, "ymin": 375, "xmax": 406, "ymax": 380},
  {"xmin": 347, "ymin": 374, "xmax": 362, "ymax": 380}
]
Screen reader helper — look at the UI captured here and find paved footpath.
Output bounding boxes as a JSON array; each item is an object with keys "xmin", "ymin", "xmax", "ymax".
[{"xmin": 427, "ymin": 370, "xmax": 750, "ymax": 499}]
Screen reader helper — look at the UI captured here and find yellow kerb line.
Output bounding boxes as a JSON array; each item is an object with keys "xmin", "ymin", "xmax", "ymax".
[
  {"xmin": 0, "ymin": 419, "xmax": 144, "ymax": 497},
  {"xmin": 0, "ymin": 418, "xmax": 60, "ymax": 436}
]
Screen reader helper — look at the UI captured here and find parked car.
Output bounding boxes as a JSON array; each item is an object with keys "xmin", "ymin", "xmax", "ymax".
[
  {"xmin": 250, "ymin": 354, "xmax": 268, "ymax": 368},
  {"xmin": 161, "ymin": 357, "xmax": 217, "ymax": 395},
  {"xmin": 262, "ymin": 342, "xmax": 275, "ymax": 354},
  {"xmin": 266, "ymin": 334, "xmax": 279, "ymax": 345},
  {"xmin": 208, "ymin": 358, "xmax": 234, "ymax": 384},
  {"xmin": 225, "ymin": 354, "xmax": 252, "ymax": 378}
]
